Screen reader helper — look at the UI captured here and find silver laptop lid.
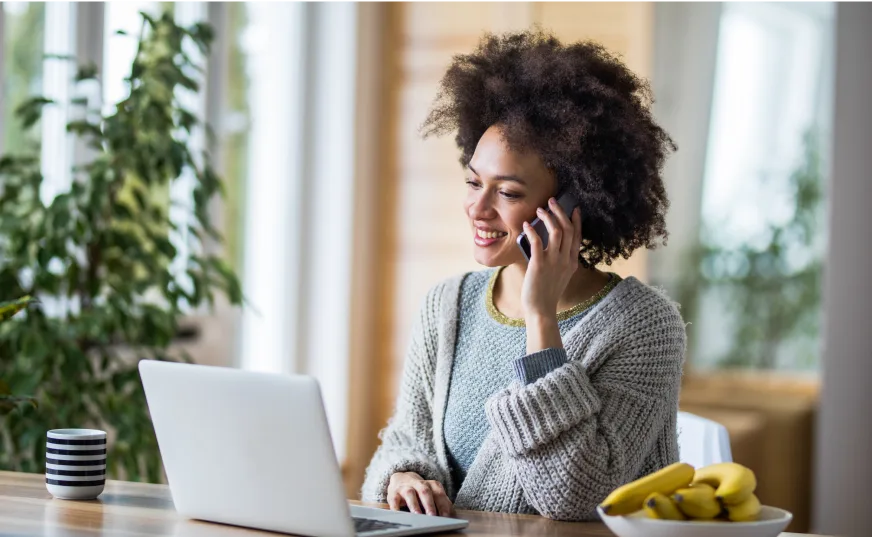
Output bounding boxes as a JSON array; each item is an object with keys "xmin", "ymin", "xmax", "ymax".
[{"xmin": 139, "ymin": 360, "xmax": 355, "ymax": 537}]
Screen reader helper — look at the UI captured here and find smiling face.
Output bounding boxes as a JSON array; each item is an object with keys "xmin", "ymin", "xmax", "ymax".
[{"xmin": 464, "ymin": 124, "xmax": 558, "ymax": 267}]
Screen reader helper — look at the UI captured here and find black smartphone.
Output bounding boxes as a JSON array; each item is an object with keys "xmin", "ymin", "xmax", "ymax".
[{"xmin": 516, "ymin": 191, "xmax": 580, "ymax": 262}]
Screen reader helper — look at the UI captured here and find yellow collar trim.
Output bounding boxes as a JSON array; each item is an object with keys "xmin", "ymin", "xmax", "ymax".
[{"xmin": 485, "ymin": 266, "xmax": 621, "ymax": 327}]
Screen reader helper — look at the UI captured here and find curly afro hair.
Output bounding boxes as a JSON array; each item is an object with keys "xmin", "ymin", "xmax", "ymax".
[{"xmin": 422, "ymin": 29, "xmax": 676, "ymax": 268}]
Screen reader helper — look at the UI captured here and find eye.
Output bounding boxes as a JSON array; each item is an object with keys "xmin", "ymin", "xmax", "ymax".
[
  {"xmin": 465, "ymin": 179, "xmax": 480, "ymax": 188},
  {"xmin": 500, "ymin": 191, "xmax": 521, "ymax": 199}
]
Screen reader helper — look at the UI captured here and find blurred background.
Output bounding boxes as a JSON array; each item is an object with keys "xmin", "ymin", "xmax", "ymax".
[{"xmin": 1, "ymin": 2, "xmax": 869, "ymax": 536}]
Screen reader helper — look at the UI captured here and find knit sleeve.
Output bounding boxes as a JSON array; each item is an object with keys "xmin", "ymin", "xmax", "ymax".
[
  {"xmin": 483, "ymin": 293, "xmax": 686, "ymax": 521},
  {"xmin": 360, "ymin": 283, "xmax": 450, "ymax": 502},
  {"xmin": 512, "ymin": 347, "xmax": 568, "ymax": 384}
]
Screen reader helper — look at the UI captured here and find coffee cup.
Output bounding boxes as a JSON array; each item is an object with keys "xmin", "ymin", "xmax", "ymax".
[{"xmin": 45, "ymin": 429, "xmax": 107, "ymax": 500}]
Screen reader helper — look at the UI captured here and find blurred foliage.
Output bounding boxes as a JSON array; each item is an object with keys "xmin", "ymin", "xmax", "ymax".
[
  {"xmin": 0, "ymin": 296, "xmax": 35, "ymax": 323},
  {"xmin": 0, "ymin": 11, "xmax": 242, "ymax": 482},
  {"xmin": 676, "ymin": 129, "xmax": 825, "ymax": 370},
  {"xmin": 0, "ymin": 297, "xmax": 36, "ymax": 415}
]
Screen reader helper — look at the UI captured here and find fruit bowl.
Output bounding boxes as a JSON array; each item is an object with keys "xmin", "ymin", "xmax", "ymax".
[{"xmin": 597, "ymin": 505, "xmax": 793, "ymax": 537}]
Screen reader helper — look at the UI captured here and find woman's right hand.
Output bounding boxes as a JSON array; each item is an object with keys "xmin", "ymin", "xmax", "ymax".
[{"xmin": 387, "ymin": 472, "xmax": 455, "ymax": 517}]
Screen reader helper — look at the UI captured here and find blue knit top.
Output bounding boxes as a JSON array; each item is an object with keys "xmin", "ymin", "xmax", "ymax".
[{"xmin": 443, "ymin": 267, "xmax": 619, "ymax": 486}]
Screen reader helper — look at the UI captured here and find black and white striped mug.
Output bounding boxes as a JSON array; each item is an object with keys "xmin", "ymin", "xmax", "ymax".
[{"xmin": 45, "ymin": 429, "xmax": 107, "ymax": 500}]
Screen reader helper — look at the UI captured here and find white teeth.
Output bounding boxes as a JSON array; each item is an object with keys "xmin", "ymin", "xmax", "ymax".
[{"xmin": 477, "ymin": 229, "xmax": 507, "ymax": 239}]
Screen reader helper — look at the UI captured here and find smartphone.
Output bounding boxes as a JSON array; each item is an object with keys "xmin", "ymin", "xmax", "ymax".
[{"xmin": 516, "ymin": 190, "xmax": 580, "ymax": 262}]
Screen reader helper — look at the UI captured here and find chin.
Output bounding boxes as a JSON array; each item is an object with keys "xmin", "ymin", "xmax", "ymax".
[
  {"xmin": 473, "ymin": 248, "xmax": 521, "ymax": 268},
  {"xmin": 472, "ymin": 249, "xmax": 501, "ymax": 268}
]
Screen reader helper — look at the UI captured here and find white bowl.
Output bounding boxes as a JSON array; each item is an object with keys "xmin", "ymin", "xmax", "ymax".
[{"xmin": 597, "ymin": 505, "xmax": 793, "ymax": 537}]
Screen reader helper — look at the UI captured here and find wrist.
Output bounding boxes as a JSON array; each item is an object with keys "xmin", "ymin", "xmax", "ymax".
[
  {"xmin": 525, "ymin": 312, "xmax": 561, "ymax": 354},
  {"xmin": 525, "ymin": 310, "xmax": 558, "ymax": 328}
]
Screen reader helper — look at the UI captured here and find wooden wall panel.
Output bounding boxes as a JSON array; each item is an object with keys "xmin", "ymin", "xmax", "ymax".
[{"xmin": 391, "ymin": 1, "xmax": 494, "ymax": 380}]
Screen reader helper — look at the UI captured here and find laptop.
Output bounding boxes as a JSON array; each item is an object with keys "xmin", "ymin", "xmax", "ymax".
[{"xmin": 139, "ymin": 360, "xmax": 468, "ymax": 537}]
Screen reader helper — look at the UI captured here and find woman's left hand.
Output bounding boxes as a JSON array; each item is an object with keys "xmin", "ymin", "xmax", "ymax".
[{"xmin": 521, "ymin": 197, "xmax": 582, "ymax": 321}]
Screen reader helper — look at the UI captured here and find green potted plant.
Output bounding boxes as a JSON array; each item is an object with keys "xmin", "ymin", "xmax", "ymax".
[
  {"xmin": 0, "ymin": 296, "xmax": 36, "ymax": 414},
  {"xmin": 0, "ymin": 11, "xmax": 242, "ymax": 481}
]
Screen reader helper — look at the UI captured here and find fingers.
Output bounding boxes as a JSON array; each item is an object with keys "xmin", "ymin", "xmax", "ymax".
[
  {"xmin": 435, "ymin": 495, "xmax": 454, "ymax": 517},
  {"xmin": 400, "ymin": 486, "xmax": 423, "ymax": 514},
  {"xmin": 547, "ymin": 198, "xmax": 574, "ymax": 256},
  {"xmin": 413, "ymin": 483, "xmax": 438, "ymax": 516},
  {"xmin": 387, "ymin": 489, "xmax": 402, "ymax": 511},
  {"xmin": 387, "ymin": 473, "xmax": 453, "ymax": 517},
  {"xmin": 522, "ymin": 221, "xmax": 542, "ymax": 260},
  {"xmin": 427, "ymin": 480, "xmax": 454, "ymax": 517},
  {"xmin": 536, "ymin": 205, "xmax": 562, "ymax": 255},
  {"xmin": 387, "ymin": 473, "xmax": 406, "ymax": 511}
]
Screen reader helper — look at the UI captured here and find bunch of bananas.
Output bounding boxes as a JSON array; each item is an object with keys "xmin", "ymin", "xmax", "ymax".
[{"xmin": 599, "ymin": 462, "xmax": 761, "ymax": 522}]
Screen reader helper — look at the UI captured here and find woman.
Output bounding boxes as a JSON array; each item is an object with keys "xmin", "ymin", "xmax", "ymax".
[{"xmin": 361, "ymin": 30, "xmax": 686, "ymax": 522}]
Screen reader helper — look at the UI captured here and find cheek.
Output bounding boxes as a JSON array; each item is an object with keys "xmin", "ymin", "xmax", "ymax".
[{"xmin": 505, "ymin": 207, "xmax": 533, "ymax": 233}]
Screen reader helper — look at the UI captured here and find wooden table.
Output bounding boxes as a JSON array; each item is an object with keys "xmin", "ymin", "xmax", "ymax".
[{"xmin": 0, "ymin": 471, "xmax": 825, "ymax": 536}]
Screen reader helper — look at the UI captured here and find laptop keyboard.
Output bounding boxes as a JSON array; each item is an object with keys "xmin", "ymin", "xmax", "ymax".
[{"xmin": 353, "ymin": 516, "xmax": 411, "ymax": 534}]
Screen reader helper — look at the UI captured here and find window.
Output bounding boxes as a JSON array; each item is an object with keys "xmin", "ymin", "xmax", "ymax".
[
  {"xmin": 233, "ymin": 3, "xmax": 362, "ymax": 462},
  {"xmin": 103, "ymin": 2, "xmax": 164, "ymax": 116},
  {"xmin": 221, "ymin": 3, "xmax": 250, "ymax": 276},
  {"xmin": 679, "ymin": 2, "xmax": 835, "ymax": 371},
  {"xmin": 2, "ymin": 2, "xmax": 45, "ymax": 155}
]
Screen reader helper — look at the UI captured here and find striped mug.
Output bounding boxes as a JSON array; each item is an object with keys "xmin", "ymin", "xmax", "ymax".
[{"xmin": 45, "ymin": 429, "xmax": 107, "ymax": 500}]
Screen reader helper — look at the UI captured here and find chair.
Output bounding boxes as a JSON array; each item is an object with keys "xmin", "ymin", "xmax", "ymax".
[{"xmin": 677, "ymin": 411, "xmax": 733, "ymax": 468}]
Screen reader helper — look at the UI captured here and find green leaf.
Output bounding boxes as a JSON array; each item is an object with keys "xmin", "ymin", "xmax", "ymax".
[
  {"xmin": 112, "ymin": 201, "xmax": 135, "ymax": 221},
  {"xmin": 0, "ymin": 154, "xmax": 39, "ymax": 174},
  {"xmin": 0, "ymin": 296, "xmax": 36, "ymax": 323},
  {"xmin": 177, "ymin": 109, "xmax": 198, "ymax": 132},
  {"xmin": 152, "ymin": 236, "xmax": 177, "ymax": 259},
  {"xmin": 0, "ymin": 395, "xmax": 38, "ymax": 415},
  {"xmin": 67, "ymin": 120, "xmax": 102, "ymax": 138},
  {"xmin": 75, "ymin": 63, "xmax": 99, "ymax": 82},
  {"xmin": 15, "ymin": 97, "xmax": 55, "ymax": 129}
]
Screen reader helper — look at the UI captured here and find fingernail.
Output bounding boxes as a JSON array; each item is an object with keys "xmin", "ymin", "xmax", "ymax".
[
  {"xmin": 549, "ymin": 198, "xmax": 556, "ymax": 205},
  {"xmin": 536, "ymin": 208, "xmax": 544, "ymax": 214}
]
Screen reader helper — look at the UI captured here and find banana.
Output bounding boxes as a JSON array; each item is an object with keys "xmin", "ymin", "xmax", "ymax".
[
  {"xmin": 599, "ymin": 462, "xmax": 695, "ymax": 516},
  {"xmin": 724, "ymin": 493, "xmax": 762, "ymax": 522},
  {"xmin": 691, "ymin": 462, "xmax": 757, "ymax": 505},
  {"xmin": 673, "ymin": 483, "xmax": 723, "ymax": 519},
  {"xmin": 643, "ymin": 492, "xmax": 686, "ymax": 520}
]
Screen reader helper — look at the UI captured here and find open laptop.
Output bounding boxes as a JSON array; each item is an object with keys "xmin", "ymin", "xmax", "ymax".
[{"xmin": 139, "ymin": 360, "xmax": 468, "ymax": 537}]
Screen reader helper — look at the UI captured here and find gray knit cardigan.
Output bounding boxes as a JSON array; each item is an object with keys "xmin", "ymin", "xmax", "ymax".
[{"xmin": 361, "ymin": 272, "xmax": 686, "ymax": 521}]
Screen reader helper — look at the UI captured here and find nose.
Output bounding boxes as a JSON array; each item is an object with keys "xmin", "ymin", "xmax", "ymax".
[{"xmin": 468, "ymin": 191, "xmax": 497, "ymax": 221}]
